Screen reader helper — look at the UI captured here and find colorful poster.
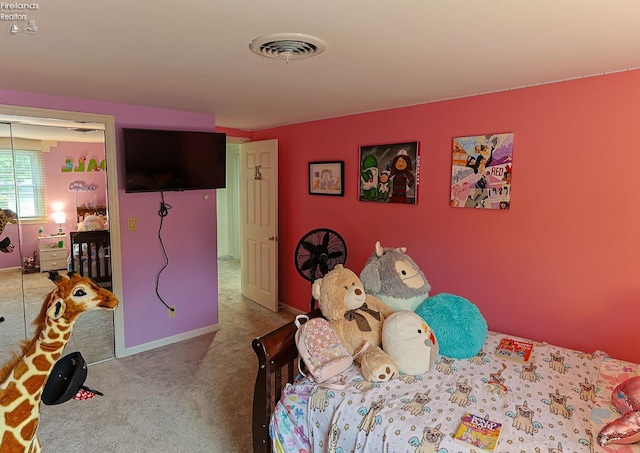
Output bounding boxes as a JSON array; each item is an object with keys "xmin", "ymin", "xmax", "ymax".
[
  {"xmin": 450, "ymin": 133, "xmax": 513, "ymax": 209},
  {"xmin": 359, "ymin": 141, "xmax": 419, "ymax": 204}
]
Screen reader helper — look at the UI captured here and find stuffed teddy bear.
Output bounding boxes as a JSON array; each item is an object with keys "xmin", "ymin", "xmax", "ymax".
[
  {"xmin": 382, "ymin": 310, "xmax": 438, "ymax": 375},
  {"xmin": 312, "ymin": 264, "xmax": 398, "ymax": 382},
  {"xmin": 360, "ymin": 241, "xmax": 431, "ymax": 311}
]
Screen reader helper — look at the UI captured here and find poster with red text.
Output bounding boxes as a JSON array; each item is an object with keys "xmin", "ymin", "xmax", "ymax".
[{"xmin": 451, "ymin": 133, "xmax": 513, "ymax": 209}]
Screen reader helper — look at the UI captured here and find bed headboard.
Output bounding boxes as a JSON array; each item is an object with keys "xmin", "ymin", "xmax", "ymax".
[{"xmin": 252, "ymin": 309, "xmax": 322, "ymax": 453}]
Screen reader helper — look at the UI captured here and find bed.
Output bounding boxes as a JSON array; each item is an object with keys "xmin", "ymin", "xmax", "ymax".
[
  {"xmin": 252, "ymin": 310, "xmax": 640, "ymax": 453},
  {"xmin": 69, "ymin": 230, "xmax": 112, "ymax": 288}
]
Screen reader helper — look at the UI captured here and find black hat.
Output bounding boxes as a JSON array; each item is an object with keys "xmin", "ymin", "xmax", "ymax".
[{"xmin": 42, "ymin": 352, "xmax": 87, "ymax": 405}]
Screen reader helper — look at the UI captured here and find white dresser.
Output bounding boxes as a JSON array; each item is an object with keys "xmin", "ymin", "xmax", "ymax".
[{"xmin": 38, "ymin": 235, "xmax": 68, "ymax": 272}]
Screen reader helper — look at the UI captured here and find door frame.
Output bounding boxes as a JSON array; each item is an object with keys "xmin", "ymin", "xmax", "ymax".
[
  {"xmin": 0, "ymin": 103, "xmax": 124, "ymax": 357},
  {"xmin": 218, "ymin": 136, "xmax": 249, "ymax": 260}
]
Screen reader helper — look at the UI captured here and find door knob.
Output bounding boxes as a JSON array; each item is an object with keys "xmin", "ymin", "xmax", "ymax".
[{"xmin": 264, "ymin": 236, "xmax": 277, "ymax": 241}]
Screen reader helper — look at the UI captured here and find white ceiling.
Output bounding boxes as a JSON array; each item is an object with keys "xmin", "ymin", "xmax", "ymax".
[{"xmin": 1, "ymin": 1, "xmax": 640, "ymax": 131}]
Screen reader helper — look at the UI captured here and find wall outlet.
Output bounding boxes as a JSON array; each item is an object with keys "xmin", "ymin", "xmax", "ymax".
[{"xmin": 169, "ymin": 306, "xmax": 176, "ymax": 318}]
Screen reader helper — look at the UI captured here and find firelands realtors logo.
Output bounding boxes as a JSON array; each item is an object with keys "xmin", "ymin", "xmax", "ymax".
[{"xmin": 1, "ymin": 2, "xmax": 39, "ymax": 34}]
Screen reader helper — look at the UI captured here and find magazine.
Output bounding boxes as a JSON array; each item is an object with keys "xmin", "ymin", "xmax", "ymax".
[{"xmin": 453, "ymin": 413, "xmax": 503, "ymax": 452}]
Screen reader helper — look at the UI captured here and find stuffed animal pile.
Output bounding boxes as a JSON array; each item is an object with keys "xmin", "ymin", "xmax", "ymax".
[
  {"xmin": 360, "ymin": 241, "xmax": 487, "ymax": 359},
  {"xmin": 308, "ymin": 240, "xmax": 489, "ymax": 381},
  {"xmin": 312, "ymin": 265, "xmax": 398, "ymax": 382}
]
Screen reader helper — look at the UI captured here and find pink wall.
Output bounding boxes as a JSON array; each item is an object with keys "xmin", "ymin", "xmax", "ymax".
[
  {"xmin": 251, "ymin": 70, "xmax": 640, "ymax": 364},
  {"xmin": 0, "ymin": 90, "xmax": 220, "ymax": 350},
  {"xmin": 53, "ymin": 141, "xmax": 108, "ymax": 213}
]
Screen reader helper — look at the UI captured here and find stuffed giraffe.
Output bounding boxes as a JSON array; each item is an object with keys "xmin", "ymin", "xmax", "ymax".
[
  {"xmin": 0, "ymin": 271, "xmax": 119, "ymax": 452},
  {"xmin": 0, "ymin": 209, "xmax": 17, "ymax": 236},
  {"xmin": 0, "ymin": 209, "xmax": 17, "ymax": 255}
]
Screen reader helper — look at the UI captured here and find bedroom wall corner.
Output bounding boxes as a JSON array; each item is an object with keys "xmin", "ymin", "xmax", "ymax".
[{"xmin": 250, "ymin": 69, "xmax": 640, "ymax": 363}]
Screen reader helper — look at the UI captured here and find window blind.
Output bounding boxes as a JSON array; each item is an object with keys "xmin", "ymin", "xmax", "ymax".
[{"xmin": 0, "ymin": 148, "xmax": 46, "ymax": 220}]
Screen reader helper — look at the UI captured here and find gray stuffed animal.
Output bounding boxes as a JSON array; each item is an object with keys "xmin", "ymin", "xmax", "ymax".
[{"xmin": 359, "ymin": 241, "xmax": 431, "ymax": 311}]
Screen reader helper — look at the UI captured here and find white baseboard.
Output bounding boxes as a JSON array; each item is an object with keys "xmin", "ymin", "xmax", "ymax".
[
  {"xmin": 0, "ymin": 266, "xmax": 22, "ymax": 273},
  {"xmin": 120, "ymin": 323, "xmax": 221, "ymax": 358},
  {"xmin": 119, "ymin": 301, "xmax": 304, "ymax": 358}
]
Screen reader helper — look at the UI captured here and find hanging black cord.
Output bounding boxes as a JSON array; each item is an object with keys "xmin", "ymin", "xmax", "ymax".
[{"xmin": 156, "ymin": 191, "xmax": 175, "ymax": 312}]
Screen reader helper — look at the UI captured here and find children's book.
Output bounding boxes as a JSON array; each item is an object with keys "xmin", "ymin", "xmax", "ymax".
[
  {"xmin": 494, "ymin": 337, "xmax": 534, "ymax": 363},
  {"xmin": 453, "ymin": 413, "xmax": 503, "ymax": 452}
]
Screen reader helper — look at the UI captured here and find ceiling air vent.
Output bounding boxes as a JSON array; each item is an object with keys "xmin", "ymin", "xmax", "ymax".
[{"xmin": 249, "ymin": 33, "xmax": 326, "ymax": 61}]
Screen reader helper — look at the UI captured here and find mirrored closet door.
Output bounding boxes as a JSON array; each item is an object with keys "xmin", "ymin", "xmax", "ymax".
[{"xmin": 0, "ymin": 116, "xmax": 115, "ymax": 365}]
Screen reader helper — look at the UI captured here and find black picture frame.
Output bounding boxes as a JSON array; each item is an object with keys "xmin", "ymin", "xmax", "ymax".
[
  {"xmin": 359, "ymin": 141, "xmax": 419, "ymax": 204},
  {"xmin": 308, "ymin": 161, "xmax": 344, "ymax": 196}
]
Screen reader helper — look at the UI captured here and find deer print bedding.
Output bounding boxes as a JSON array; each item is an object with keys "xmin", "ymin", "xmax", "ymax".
[{"xmin": 269, "ymin": 330, "xmax": 640, "ymax": 453}]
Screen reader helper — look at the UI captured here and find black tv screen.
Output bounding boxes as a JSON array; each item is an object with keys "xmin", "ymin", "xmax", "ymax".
[{"xmin": 123, "ymin": 128, "xmax": 226, "ymax": 193}]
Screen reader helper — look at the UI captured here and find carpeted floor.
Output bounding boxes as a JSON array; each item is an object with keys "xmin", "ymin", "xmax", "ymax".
[{"xmin": 37, "ymin": 258, "xmax": 295, "ymax": 453}]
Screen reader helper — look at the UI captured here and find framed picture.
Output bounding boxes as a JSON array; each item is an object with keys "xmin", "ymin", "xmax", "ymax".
[
  {"xmin": 359, "ymin": 141, "xmax": 419, "ymax": 204},
  {"xmin": 309, "ymin": 161, "xmax": 344, "ymax": 196},
  {"xmin": 450, "ymin": 133, "xmax": 513, "ymax": 209}
]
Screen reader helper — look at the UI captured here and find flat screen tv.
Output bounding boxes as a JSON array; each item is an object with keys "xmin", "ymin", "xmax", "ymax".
[{"xmin": 122, "ymin": 128, "xmax": 226, "ymax": 193}]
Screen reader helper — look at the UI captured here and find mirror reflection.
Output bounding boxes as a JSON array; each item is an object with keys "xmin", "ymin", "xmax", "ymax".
[{"xmin": 0, "ymin": 117, "xmax": 114, "ymax": 365}]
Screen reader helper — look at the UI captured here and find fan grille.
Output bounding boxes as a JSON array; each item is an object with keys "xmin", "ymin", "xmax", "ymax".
[
  {"xmin": 294, "ymin": 229, "xmax": 346, "ymax": 282},
  {"xmin": 249, "ymin": 33, "xmax": 326, "ymax": 61}
]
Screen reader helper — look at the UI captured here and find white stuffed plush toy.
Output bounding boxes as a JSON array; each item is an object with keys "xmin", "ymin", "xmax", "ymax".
[{"xmin": 382, "ymin": 310, "xmax": 438, "ymax": 375}]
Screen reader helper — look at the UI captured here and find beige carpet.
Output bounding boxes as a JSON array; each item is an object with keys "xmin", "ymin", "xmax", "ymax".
[{"xmin": 37, "ymin": 258, "xmax": 295, "ymax": 453}]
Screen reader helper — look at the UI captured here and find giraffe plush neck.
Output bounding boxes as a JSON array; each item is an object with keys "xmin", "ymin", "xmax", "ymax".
[{"xmin": 0, "ymin": 271, "xmax": 119, "ymax": 453}]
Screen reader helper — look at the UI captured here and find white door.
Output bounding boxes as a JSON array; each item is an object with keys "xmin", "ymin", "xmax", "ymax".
[{"xmin": 240, "ymin": 139, "xmax": 278, "ymax": 312}]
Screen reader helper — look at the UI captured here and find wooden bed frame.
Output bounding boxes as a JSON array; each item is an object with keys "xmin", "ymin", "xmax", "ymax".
[
  {"xmin": 69, "ymin": 230, "xmax": 112, "ymax": 288},
  {"xmin": 251, "ymin": 309, "xmax": 321, "ymax": 453}
]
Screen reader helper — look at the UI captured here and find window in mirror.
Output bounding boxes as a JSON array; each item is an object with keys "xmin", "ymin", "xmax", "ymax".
[{"xmin": 0, "ymin": 148, "xmax": 46, "ymax": 220}]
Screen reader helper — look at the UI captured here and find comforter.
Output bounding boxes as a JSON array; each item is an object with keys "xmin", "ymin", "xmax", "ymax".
[{"xmin": 270, "ymin": 331, "xmax": 640, "ymax": 453}]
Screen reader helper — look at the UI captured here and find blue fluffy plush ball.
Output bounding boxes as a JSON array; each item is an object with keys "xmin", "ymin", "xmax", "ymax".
[{"xmin": 415, "ymin": 293, "xmax": 487, "ymax": 359}]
